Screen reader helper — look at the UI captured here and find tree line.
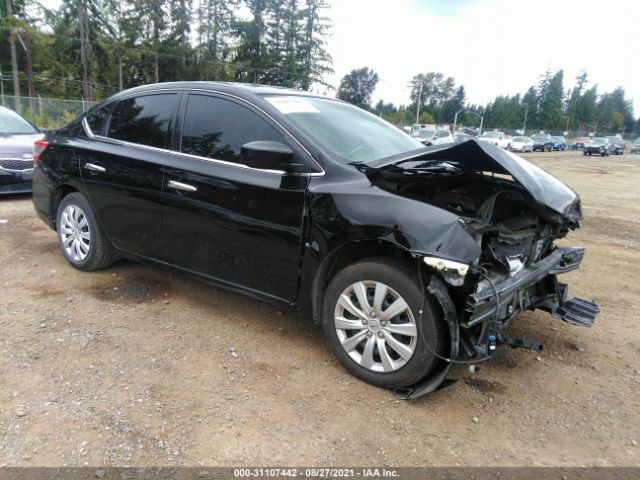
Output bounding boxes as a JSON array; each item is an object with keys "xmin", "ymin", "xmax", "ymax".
[
  {"xmin": 0, "ymin": 0, "xmax": 332, "ymax": 104},
  {"xmin": 338, "ymin": 67, "xmax": 638, "ymax": 136}
]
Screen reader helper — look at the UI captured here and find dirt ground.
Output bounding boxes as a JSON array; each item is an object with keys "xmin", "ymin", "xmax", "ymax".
[{"xmin": 0, "ymin": 150, "xmax": 639, "ymax": 468}]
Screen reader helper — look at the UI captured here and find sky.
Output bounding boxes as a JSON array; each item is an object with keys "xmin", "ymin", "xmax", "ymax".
[
  {"xmin": 324, "ymin": 0, "xmax": 640, "ymax": 115},
  {"xmin": 37, "ymin": 0, "xmax": 640, "ymax": 115}
]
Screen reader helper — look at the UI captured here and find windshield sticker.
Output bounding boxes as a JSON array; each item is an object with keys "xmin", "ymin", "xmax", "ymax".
[{"xmin": 266, "ymin": 96, "xmax": 320, "ymax": 114}]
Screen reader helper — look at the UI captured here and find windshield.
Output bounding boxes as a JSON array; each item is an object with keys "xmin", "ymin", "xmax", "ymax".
[
  {"xmin": 0, "ymin": 108, "xmax": 39, "ymax": 135},
  {"xmin": 264, "ymin": 96, "xmax": 423, "ymax": 163},
  {"xmin": 513, "ymin": 136, "xmax": 526, "ymax": 142},
  {"xmin": 532, "ymin": 135, "xmax": 546, "ymax": 141},
  {"xmin": 482, "ymin": 131, "xmax": 501, "ymax": 138},
  {"xmin": 590, "ymin": 138, "xmax": 606, "ymax": 145}
]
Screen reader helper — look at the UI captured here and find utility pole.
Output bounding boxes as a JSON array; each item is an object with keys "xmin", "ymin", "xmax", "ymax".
[
  {"xmin": 415, "ymin": 82, "xmax": 422, "ymax": 124},
  {"xmin": 453, "ymin": 108, "xmax": 464, "ymax": 133},
  {"xmin": 5, "ymin": 0, "xmax": 21, "ymax": 111},
  {"xmin": 522, "ymin": 104, "xmax": 529, "ymax": 134},
  {"xmin": 0, "ymin": 60, "xmax": 5, "ymax": 105}
]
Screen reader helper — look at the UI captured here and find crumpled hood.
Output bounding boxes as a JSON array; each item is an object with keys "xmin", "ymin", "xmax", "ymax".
[
  {"xmin": 365, "ymin": 139, "xmax": 580, "ymax": 217},
  {"xmin": 0, "ymin": 133, "xmax": 44, "ymax": 155}
]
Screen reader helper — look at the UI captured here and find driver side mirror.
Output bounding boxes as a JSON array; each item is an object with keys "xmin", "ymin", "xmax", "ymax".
[{"xmin": 241, "ymin": 141, "xmax": 295, "ymax": 172}]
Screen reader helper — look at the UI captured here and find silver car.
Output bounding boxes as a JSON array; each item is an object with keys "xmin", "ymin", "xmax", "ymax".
[
  {"xmin": 0, "ymin": 106, "xmax": 44, "ymax": 194},
  {"xmin": 509, "ymin": 136, "xmax": 534, "ymax": 152}
]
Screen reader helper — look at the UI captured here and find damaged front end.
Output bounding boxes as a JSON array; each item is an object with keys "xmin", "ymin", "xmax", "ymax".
[{"xmin": 363, "ymin": 140, "xmax": 599, "ymax": 371}]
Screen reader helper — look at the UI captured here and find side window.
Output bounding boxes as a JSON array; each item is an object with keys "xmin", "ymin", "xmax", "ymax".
[
  {"xmin": 181, "ymin": 94, "xmax": 286, "ymax": 165},
  {"xmin": 85, "ymin": 104, "xmax": 112, "ymax": 136},
  {"xmin": 106, "ymin": 94, "xmax": 178, "ymax": 148}
]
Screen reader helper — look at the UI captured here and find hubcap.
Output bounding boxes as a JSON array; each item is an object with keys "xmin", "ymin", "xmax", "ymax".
[
  {"xmin": 334, "ymin": 281, "xmax": 418, "ymax": 373},
  {"xmin": 59, "ymin": 204, "xmax": 91, "ymax": 262}
]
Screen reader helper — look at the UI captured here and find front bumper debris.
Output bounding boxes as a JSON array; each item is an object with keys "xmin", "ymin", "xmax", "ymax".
[{"xmin": 465, "ymin": 246, "xmax": 597, "ymax": 327}]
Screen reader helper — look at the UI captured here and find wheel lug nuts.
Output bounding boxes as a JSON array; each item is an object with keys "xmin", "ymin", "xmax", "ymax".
[
  {"xmin": 377, "ymin": 332, "xmax": 383, "ymax": 338},
  {"xmin": 361, "ymin": 319, "xmax": 367, "ymax": 325},
  {"xmin": 366, "ymin": 331, "xmax": 372, "ymax": 337}
]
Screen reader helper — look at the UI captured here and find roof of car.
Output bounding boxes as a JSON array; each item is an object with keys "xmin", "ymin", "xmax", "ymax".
[{"xmin": 104, "ymin": 81, "xmax": 330, "ymax": 104}]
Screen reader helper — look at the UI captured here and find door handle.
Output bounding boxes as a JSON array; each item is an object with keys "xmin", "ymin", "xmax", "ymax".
[
  {"xmin": 168, "ymin": 180, "xmax": 197, "ymax": 192},
  {"xmin": 85, "ymin": 163, "xmax": 106, "ymax": 173}
]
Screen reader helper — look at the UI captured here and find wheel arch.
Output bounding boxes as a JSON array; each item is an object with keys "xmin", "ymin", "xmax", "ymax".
[
  {"xmin": 50, "ymin": 184, "xmax": 80, "ymax": 230},
  {"xmin": 310, "ymin": 240, "xmax": 420, "ymax": 325}
]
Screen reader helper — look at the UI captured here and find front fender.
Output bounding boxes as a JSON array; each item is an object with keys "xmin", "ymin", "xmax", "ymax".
[{"xmin": 308, "ymin": 183, "xmax": 481, "ymax": 264}]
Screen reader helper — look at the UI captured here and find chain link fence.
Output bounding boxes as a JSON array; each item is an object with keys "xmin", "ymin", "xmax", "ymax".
[{"xmin": 0, "ymin": 95, "xmax": 97, "ymax": 129}]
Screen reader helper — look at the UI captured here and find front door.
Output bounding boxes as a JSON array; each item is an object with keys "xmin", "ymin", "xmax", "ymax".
[{"xmin": 162, "ymin": 92, "xmax": 310, "ymax": 302}]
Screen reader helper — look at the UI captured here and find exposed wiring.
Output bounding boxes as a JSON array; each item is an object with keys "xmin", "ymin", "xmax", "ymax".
[{"xmin": 416, "ymin": 262, "xmax": 494, "ymax": 365}]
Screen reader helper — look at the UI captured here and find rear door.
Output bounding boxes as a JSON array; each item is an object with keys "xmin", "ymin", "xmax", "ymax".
[
  {"xmin": 161, "ymin": 92, "xmax": 311, "ymax": 301},
  {"xmin": 79, "ymin": 92, "xmax": 180, "ymax": 260}
]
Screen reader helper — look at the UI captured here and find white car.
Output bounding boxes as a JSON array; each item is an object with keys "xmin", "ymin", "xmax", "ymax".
[
  {"xmin": 477, "ymin": 131, "xmax": 511, "ymax": 149},
  {"xmin": 412, "ymin": 129, "xmax": 453, "ymax": 146},
  {"xmin": 509, "ymin": 136, "xmax": 533, "ymax": 152}
]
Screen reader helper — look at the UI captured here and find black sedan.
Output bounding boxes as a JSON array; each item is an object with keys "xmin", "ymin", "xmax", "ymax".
[
  {"xmin": 32, "ymin": 82, "xmax": 598, "ymax": 397},
  {"xmin": 0, "ymin": 106, "xmax": 44, "ymax": 194},
  {"xmin": 584, "ymin": 137, "xmax": 610, "ymax": 156},
  {"xmin": 606, "ymin": 137, "xmax": 624, "ymax": 155}
]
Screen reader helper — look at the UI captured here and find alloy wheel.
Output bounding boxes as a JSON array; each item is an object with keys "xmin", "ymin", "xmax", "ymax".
[
  {"xmin": 59, "ymin": 204, "xmax": 91, "ymax": 262},
  {"xmin": 334, "ymin": 281, "xmax": 418, "ymax": 373}
]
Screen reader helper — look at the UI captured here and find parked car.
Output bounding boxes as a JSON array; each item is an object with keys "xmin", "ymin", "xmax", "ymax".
[
  {"xmin": 584, "ymin": 137, "xmax": 610, "ymax": 156},
  {"xmin": 630, "ymin": 139, "xmax": 640, "ymax": 154},
  {"xmin": 0, "ymin": 106, "xmax": 44, "ymax": 194},
  {"xmin": 571, "ymin": 137, "xmax": 590, "ymax": 150},
  {"xmin": 477, "ymin": 130, "xmax": 511, "ymax": 149},
  {"xmin": 606, "ymin": 136, "xmax": 624, "ymax": 155},
  {"xmin": 531, "ymin": 134, "xmax": 554, "ymax": 152},
  {"xmin": 412, "ymin": 128, "xmax": 453, "ymax": 146},
  {"xmin": 32, "ymin": 82, "xmax": 598, "ymax": 397},
  {"xmin": 453, "ymin": 133, "xmax": 474, "ymax": 143},
  {"xmin": 551, "ymin": 136, "xmax": 566, "ymax": 151},
  {"xmin": 509, "ymin": 136, "xmax": 533, "ymax": 152}
]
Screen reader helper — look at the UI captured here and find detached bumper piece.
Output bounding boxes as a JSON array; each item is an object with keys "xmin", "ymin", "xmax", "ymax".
[
  {"xmin": 558, "ymin": 297, "xmax": 599, "ymax": 327},
  {"xmin": 465, "ymin": 246, "xmax": 598, "ymax": 328}
]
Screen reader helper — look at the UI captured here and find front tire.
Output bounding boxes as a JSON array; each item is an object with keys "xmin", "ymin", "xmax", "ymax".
[
  {"xmin": 56, "ymin": 192, "xmax": 115, "ymax": 271},
  {"xmin": 321, "ymin": 258, "xmax": 446, "ymax": 389}
]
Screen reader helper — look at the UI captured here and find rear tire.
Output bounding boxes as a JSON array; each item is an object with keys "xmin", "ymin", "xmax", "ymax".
[
  {"xmin": 56, "ymin": 192, "xmax": 115, "ymax": 271},
  {"xmin": 321, "ymin": 258, "xmax": 447, "ymax": 389}
]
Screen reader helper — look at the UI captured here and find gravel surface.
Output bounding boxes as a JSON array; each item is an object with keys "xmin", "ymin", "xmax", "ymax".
[{"xmin": 0, "ymin": 151, "xmax": 638, "ymax": 467}]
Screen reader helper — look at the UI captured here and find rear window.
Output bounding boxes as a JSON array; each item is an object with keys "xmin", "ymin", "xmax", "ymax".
[{"xmin": 106, "ymin": 94, "xmax": 178, "ymax": 148}]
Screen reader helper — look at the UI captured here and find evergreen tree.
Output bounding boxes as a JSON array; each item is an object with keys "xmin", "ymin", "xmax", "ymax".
[{"xmin": 521, "ymin": 86, "xmax": 539, "ymax": 131}]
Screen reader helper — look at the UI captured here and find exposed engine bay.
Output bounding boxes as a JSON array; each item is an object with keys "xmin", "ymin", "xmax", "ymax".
[
  {"xmin": 367, "ymin": 158, "xmax": 577, "ymax": 276},
  {"xmin": 362, "ymin": 142, "xmax": 599, "ymax": 391}
]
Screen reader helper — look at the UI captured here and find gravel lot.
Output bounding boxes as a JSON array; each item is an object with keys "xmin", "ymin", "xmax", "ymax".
[{"xmin": 0, "ymin": 150, "xmax": 639, "ymax": 467}]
